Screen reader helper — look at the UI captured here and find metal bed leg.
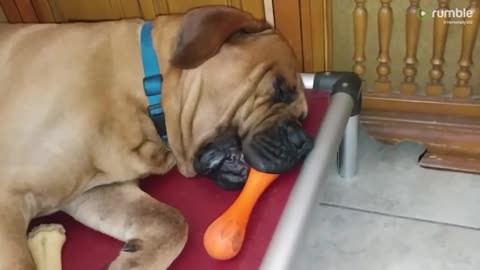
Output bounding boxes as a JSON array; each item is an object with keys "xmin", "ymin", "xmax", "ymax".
[
  {"xmin": 338, "ymin": 114, "xmax": 359, "ymax": 178},
  {"xmin": 300, "ymin": 72, "xmax": 362, "ymax": 179}
]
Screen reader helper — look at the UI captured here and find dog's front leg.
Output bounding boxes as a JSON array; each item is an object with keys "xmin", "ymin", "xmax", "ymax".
[
  {"xmin": 62, "ymin": 182, "xmax": 188, "ymax": 270},
  {"xmin": 0, "ymin": 206, "xmax": 36, "ymax": 270}
]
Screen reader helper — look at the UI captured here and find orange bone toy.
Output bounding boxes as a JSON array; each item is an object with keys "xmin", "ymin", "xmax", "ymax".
[{"xmin": 203, "ymin": 168, "xmax": 279, "ymax": 260}]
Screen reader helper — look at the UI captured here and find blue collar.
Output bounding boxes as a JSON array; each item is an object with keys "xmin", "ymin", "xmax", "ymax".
[{"xmin": 140, "ymin": 21, "xmax": 168, "ymax": 142}]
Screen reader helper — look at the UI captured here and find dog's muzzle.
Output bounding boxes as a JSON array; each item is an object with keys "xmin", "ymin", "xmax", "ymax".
[
  {"xmin": 193, "ymin": 121, "xmax": 313, "ymax": 190},
  {"xmin": 243, "ymin": 120, "xmax": 313, "ymax": 174}
]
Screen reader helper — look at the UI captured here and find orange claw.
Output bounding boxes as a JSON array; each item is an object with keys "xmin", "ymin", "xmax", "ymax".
[{"xmin": 203, "ymin": 168, "xmax": 279, "ymax": 260}]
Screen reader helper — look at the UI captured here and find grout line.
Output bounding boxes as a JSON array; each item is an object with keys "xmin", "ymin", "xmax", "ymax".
[{"xmin": 319, "ymin": 202, "xmax": 480, "ymax": 232}]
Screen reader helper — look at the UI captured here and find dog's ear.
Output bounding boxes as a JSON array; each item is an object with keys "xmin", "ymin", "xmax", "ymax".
[{"xmin": 170, "ymin": 6, "xmax": 271, "ymax": 69}]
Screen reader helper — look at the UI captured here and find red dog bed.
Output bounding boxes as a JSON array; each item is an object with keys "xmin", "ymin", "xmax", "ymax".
[{"xmin": 29, "ymin": 90, "xmax": 329, "ymax": 270}]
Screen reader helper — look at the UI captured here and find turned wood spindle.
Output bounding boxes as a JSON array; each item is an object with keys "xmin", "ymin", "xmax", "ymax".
[
  {"xmin": 427, "ymin": 0, "xmax": 450, "ymax": 96},
  {"xmin": 375, "ymin": 0, "xmax": 393, "ymax": 93},
  {"xmin": 401, "ymin": 0, "xmax": 422, "ymax": 95},
  {"xmin": 454, "ymin": 0, "xmax": 480, "ymax": 98},
  {"xmin": 353, "ymin": 0, "xmax": 368, "ymax": 79}
]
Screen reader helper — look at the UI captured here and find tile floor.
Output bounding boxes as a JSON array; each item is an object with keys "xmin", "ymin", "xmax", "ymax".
[{"xmin": 292, "ymin": 127, "xmax": 480, "ymax": 270}]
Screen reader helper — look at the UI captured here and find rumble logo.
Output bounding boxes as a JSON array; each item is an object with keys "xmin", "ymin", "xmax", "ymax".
[
  {"xmin": 416, "ymin": 7, "xmax": 428, "ymax": 19},
  {"xmin": 417, "ymin": 7, "xmax": 474, "ymax": 24}
]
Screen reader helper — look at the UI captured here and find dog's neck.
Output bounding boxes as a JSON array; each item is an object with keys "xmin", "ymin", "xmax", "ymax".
[
  {"xmin": 150, "ymin": 16, "xmax": 183, "ymax": 76},
  {"xmin": 130, "ymin": 15, "xmax": 186, "ymax": 172},
  {"xmin": 143, "ymin": 15, "xmax": 197, "ymax": 176},
  {"xmin": 132, "ymin": 15, "xmax": 183, "ymax": 147}
]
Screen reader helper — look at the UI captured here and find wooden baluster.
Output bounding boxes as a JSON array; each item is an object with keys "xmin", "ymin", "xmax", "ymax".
[
  {"xmin": 426, "ymin": 0, "xmax": 450, "ymax": 96},
  {"xmin": 352, "ymin": 0, "xmax": 368, "ymax": 79},
  {"xmin": 375, "ymin": 0, "xmax": 393, "ymax": 93},
  {"xmin": 401, "ymin": 0, "xmax": 422, "ymax": 95},
  {"xmin": 454, "ymin": 0, "xmax": 480, "ymax": 98}
]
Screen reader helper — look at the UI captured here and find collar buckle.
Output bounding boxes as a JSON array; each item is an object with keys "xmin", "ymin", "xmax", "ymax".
[{"xmin": 143, "ymin": 74, "xmax": 163, "ymax": 95}]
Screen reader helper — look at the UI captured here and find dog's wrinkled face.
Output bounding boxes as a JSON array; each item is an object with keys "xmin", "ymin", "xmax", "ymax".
[
  {"xmin": 163, "ymin": 6, "xmax": 313, "ymax": 190},
  {"xmin": 191, "ymin": 63, "xmax": 313, "ymax": 190}
]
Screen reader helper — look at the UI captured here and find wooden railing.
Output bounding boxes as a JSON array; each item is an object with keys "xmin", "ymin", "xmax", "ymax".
[
  {"xmin": 353, "ymin": 0, "xmax": 480, "ymax": 173},
  {"xmin": 455, "ymin": 0, "xmax": 480, "ymax": 97},
  {"xmin": 401, "ymin": 0, "xmax": 421, "ymax": 95}
]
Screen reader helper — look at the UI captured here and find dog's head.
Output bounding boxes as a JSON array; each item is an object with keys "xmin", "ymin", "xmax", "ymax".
[{"xmin": 161, "ymin": 6, "xmax": 313, "ymax": 190}]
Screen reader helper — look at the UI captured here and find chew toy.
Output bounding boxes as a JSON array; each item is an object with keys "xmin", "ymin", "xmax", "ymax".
[{"xmin": 203, "ymin": 168, "xmax": 279, "ymax": 260}]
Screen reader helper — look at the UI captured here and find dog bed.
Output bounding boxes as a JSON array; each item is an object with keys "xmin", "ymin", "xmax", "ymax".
[{"xmin": 29, "ymin": 72, "xmax": 361, "ymax": 270}]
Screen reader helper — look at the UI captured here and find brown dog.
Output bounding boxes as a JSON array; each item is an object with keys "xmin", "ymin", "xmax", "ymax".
[{"xmin": 0, "ymin": 6, "xmax": 313, "ymax": 269}]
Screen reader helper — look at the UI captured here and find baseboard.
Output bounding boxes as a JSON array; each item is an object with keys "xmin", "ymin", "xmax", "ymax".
[
  {"xmin": 361, "ymin": 110, "xmax": 480, "ymax": 174},
  {"xmin": 419, "ymin": 151, "xmax": 480, "ymax": 175}
]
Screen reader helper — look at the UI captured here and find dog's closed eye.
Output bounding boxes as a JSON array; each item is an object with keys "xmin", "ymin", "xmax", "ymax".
[{"xmin": 272, "ymin": 76, "xmax": 297, "ymax": 104}]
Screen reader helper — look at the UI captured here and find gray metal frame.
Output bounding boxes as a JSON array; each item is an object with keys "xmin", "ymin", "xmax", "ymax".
[{"xmin": 259, "ymin": 72, "xmax": 360, "ymax": 270}]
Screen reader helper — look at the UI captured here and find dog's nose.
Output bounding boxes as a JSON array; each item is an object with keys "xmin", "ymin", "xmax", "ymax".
[
  {"xmin": 280, "ymin": 120, "xmax": 313, "ymax": 155},
  {"xmin": 193, "ymin": 134, "xmax": 249, "ymax": 190}
]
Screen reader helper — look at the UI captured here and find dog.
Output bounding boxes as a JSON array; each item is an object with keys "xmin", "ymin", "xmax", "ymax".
[{"xmin": 0, "ymin": 5, "xmax": 313, "ymax": 269}]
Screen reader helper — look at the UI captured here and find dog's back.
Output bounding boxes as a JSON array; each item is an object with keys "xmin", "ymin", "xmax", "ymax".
[{"xmin": 0, "ymin": 20, "xmax": 151, "ymax": 215}]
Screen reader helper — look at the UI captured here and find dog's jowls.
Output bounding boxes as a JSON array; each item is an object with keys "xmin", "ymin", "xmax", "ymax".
[{"xmin": 0, "ymin": 6, "xmax": 312, "ymax": 269}]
